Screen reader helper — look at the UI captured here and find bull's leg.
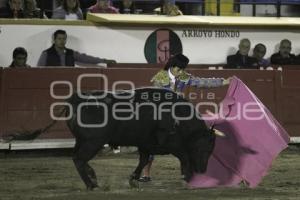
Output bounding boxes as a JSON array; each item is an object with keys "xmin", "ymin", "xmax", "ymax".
[
  {"xmin": 73, "ymin": 158, "xmax": 97, "ymax": 190},
  {"xmin": 129, "ymin": 151, "xmax": 150, "ymax": 187},
  {"xmin": 72, "ymin": 141, "xmax": 103, "ymax": 190},
  {"xmin": 86, "ymin": 164, "xmax": 98, "ymax": 187},
  {"xmin": 172, "ymin": 151, "xmax": 193, "ymax": 182}
]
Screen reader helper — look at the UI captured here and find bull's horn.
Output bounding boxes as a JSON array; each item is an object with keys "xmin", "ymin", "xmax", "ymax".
[{"xmin": 213, "ymin": 129, "xmax": 226, "ymax": 137}]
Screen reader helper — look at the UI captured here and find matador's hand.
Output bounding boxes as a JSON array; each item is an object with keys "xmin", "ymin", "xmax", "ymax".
[
  {"xmin": 223, "ymin": 77, "xmax": 233, "ymax": 85},
  {"xmin": 105, "ymin": 59, "xmax": 117, "ymax": 64}
]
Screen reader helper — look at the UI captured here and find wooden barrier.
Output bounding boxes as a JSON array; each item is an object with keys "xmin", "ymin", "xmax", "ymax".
[
  {"xmin": 0, "ymin": 68, "xmax": 103, "ymax": 140},
  {"xmin": 0, "ymin": 67, "xmax": 299, "ymax": 149},
  {"xmin": 86, "ymin": 14, "xmax": 300, "ymax": 28},
  {"xmin": 0, "ymin": 68, "xmax": 4, "ymax": 138},
  {"xmin": 109, "ymin": 64, "xmax": 300, "ymax": 69},
  {"xmin": 277, "ymin": 69, "xmax": 300, "ymax": 139}
]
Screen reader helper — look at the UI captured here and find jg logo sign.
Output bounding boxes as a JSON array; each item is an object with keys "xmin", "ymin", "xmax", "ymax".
[{"xmin": 144, "ymin": 28, "xmax": 182, "ymax": 64}]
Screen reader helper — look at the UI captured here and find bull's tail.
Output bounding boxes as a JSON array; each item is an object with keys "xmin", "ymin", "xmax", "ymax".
[{"xmin": 2, "ymin": 107, "xmax": 67, "ymax": 142}]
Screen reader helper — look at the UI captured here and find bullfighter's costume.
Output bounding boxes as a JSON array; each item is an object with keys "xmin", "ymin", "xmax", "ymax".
[{"xmin": 151, "ymin": 54, "xmax": 225, "ymax": 91}]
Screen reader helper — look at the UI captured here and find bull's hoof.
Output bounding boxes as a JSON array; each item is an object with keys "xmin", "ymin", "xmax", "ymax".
[
  {"xmin": 129, "ymin": 178, "xmax": 140, "ymax": 188},
  {"xmin": 138, "ymin": 176, "xmax": 151, "ymax": 182},
  {"xmin": 87, "ymin": 185, "xmax": 99, "ymax": 191},
  {"xmin": 182, "ymin": 174, "xmax": 192, "ymax": 182},
  {"xmin": 181, "ymin": 174, "xmax": 185, "ymax": 180}
]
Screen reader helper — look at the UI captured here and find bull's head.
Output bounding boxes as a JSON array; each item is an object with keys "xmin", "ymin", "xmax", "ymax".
[{"xmin": 187, "ymin": 126, "xmax": 225, "ymax": 175}]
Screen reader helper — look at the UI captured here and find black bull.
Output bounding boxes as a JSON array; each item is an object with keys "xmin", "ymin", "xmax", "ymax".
[
  {"xmin": 67, "ymin": 88, "xmax": 218, "ymax": 190},
  {"xmin": 6, "ymin": 88, "xmax": 218, "ymax": 190}
]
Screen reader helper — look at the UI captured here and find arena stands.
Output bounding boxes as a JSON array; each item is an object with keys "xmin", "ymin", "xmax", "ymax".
[{"xmin": 1, "ymin": 0, "xmax": 300, "ymax": 18}]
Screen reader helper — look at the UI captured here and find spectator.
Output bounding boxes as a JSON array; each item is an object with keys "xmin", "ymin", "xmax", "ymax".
[
  {"xmin": 154, "ymin": 0, "xmax": 183, "ymax": 16},
  {"xmin": 52, "ymin": 0, "xmax": 83, "ymax": 20},
  {"xmin": 79, "ymin": 0, "xmax": 96, "ymax": 10},
  {"xmin": 88, "ymin": 0, "xmax": 119, "ymax": 14},
  {"xmin": 9, "ymin": 47, "xmax": 31, "ymax": 68},
  {"xmin": 253, "ymin": 43, "xmax": 270, "ymax": 67},
  {"xmin": 271, "ymin": 39, "xmax": 297, "ymax": 65},
  {"xmin": 79, "ymin": 0, "xmax": 96, "ymax": 17},
  {"xmin": 119, "ymin": 0, "xmax": 135, "ymax": 14},
  {"xmin": 41, "ymin": 0, "xmax": 55, "ymax": 18},
  {"xmin": 37, "ymin": 30, "xmax": 116, "ymax": 67},
  {"xmin": 0, "ymin": 0, "xmax": 24, "ymax": 18},
  {"xmin": 225, "ymin": 38, "xmax": 258, "ymax": 69},
  {"xmin": 24, "ymin": 0, "xmax": 45, "ymax": 18}
]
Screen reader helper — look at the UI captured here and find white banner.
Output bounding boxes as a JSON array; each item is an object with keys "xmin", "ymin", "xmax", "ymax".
[{"xmin": 0, "ymin": 24, "xmax": 300, "ymax": 67}]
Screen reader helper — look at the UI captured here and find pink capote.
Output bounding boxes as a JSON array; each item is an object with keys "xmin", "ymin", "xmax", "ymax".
[{"xmin": 188, "ymin": 76, "xmax": 290, "ymax": 188}]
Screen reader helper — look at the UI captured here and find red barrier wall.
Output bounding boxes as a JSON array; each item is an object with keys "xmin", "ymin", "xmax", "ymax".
[
  {"xmin": 0, "ymin": 68, "xmax": 103, "ymax": 139},
  {"xmin": 0, "ymin": 68, "xmax": 4, "ymax": 137},
  {"xmin": 0, "ymin": 67, "xmax": 299, "ymax": 142},
  {"xmin": 277, "ymin": 70, "xmax": 300, "ymax": 137}
]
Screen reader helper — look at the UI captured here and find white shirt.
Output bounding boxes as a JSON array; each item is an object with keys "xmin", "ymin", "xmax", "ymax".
[
  {"xmin": 168, "ymin": 68, "xmax": 178, "ymax": 91},
  {"xmin": 168, "ymin": 68, "xmax": 176, "ymax": 85},
  {"xmin": 65, "ymin": 13, "xmax": 79, "ymax": 20}
]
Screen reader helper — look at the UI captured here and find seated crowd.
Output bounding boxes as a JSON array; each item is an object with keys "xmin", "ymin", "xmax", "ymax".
[
  {"xmin": 6, "ymin": 29, "xmax": 300, "ymax": 68},
  {"xmin": 0, "ymin": 0, "xmax": 184, "ymax": 19},
  {"xmin": 225, "ymin": 38, "xmax": 300, "ymax": 69}
]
